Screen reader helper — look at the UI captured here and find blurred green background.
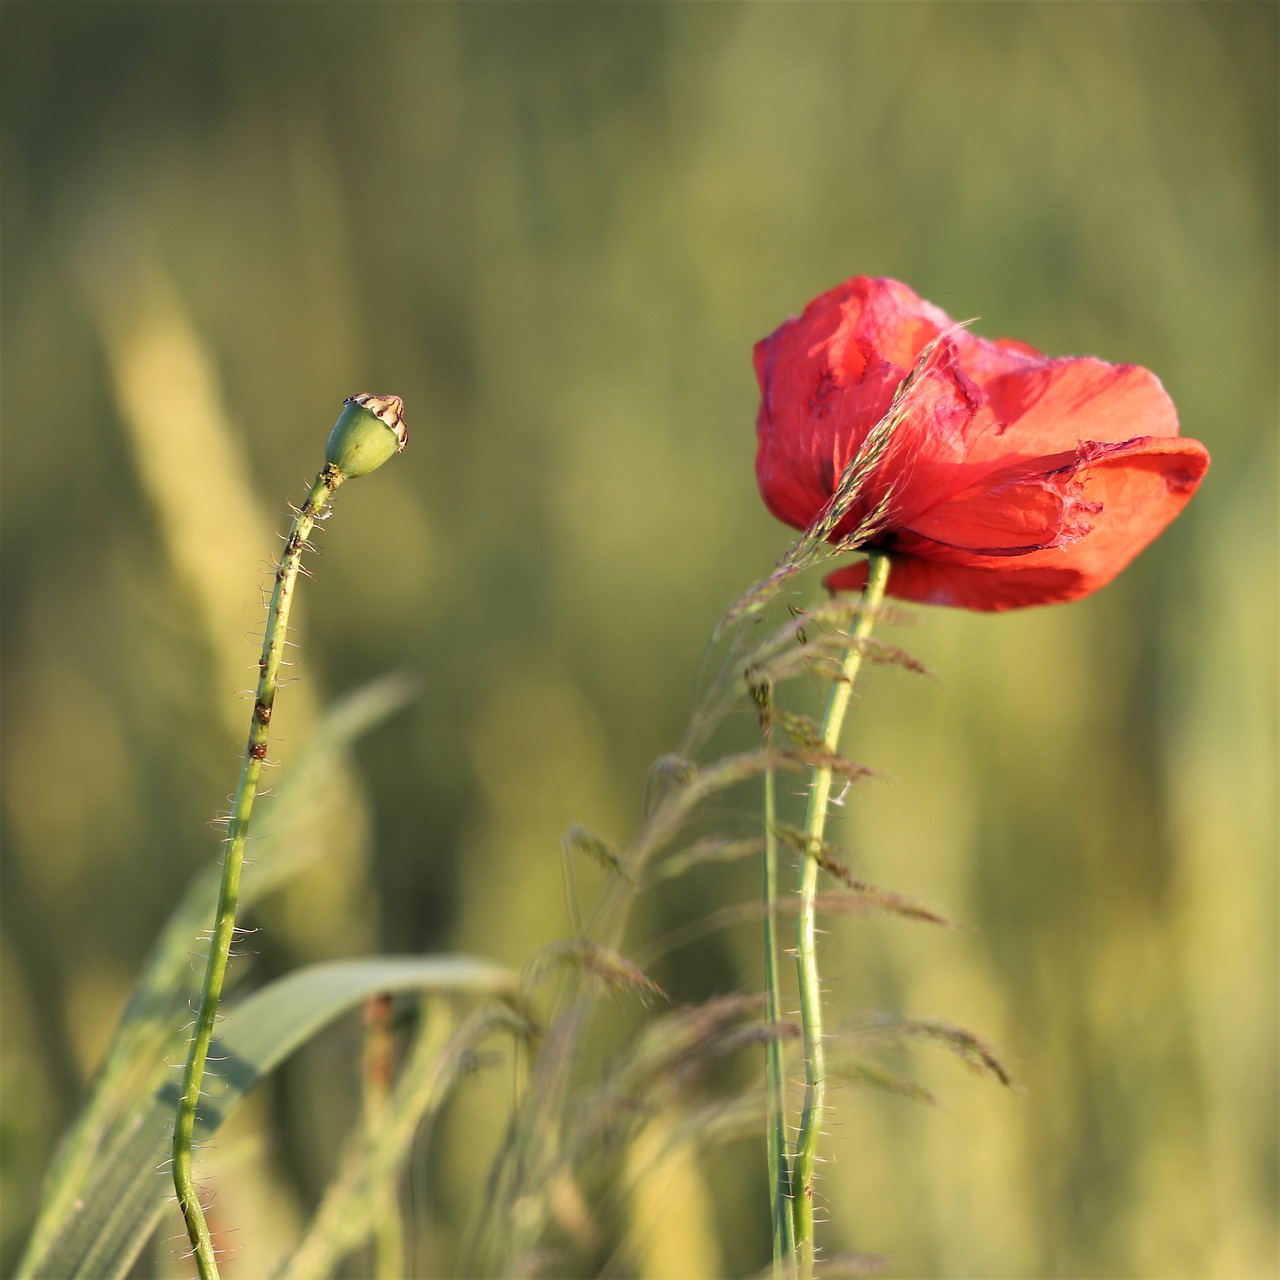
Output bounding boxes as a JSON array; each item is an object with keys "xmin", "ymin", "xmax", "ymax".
[{"xmin": 2, "ymin": 3, "xmax": 1276, "ymax": 1276}]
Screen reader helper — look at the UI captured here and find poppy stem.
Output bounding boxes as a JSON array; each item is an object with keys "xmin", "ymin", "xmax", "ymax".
[
  {"xmin": 170, "ymin": 395, "xmax": 404, "ymax": 1279},
  {"xmin": 791, "ymin": 552, "xmax": 891, "ymax": 1278},
  {"xmin": 171, "ymin": 462, "xmax": 346, "ymax": 1280}
]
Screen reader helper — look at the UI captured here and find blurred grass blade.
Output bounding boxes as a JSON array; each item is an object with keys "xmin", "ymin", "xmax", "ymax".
[
  {"xmin": 19, "ymin": 673, "xmax": 417, "ymax": 1276},
  {"xmin": 76, "ymin": 240, "xmax": 289, "ymax": 740},
  {"xmin": 620, "ymin": 1114, "xmax": 724, "ymax": 1280},
  {"xmin": 277, "ymin": 999, "xmax": 532, "ymax": 1280},
  {"xmin": 22, "ymin": 955, "xmax": 517, "ymax": 1280}
]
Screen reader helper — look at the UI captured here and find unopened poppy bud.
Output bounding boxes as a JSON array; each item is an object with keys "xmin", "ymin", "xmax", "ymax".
[{"xmin": 325, "ymin": 393, "xmax": 408, "ymax": 478}]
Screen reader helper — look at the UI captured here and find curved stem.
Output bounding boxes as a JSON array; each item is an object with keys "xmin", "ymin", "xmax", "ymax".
[
  {"xmin": 792, "ymin": 553, "xmax": 891, "ymax": 1278},
  {"xmin": 172, "ymin": 464, "xmax": 345, "ymax": 1280}
]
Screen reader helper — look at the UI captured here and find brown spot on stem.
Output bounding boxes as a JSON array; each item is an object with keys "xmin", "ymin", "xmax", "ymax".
[
  {"xmin": 249, "ymin": 741, "xmax": 268, "ymax": 762},
  {"xmin": 253, "ymin": 700, "xmax": 272, "ymax": 724}
]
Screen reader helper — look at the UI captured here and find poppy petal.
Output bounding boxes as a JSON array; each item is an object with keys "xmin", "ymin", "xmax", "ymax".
[
  {"xmin": 1008, "ymin": 435, "xmax": 1210, "ymax": 584},
  {"xmin": 829, "ymin": 436, "xmax": 1210, "ymax": 610},
  {"xmin": 966, "ymin": 357, "xmax": 1180, "ymax": 465},
  {"xmin": 754, "ymin": 278, "xmax": 957, "ymax": 531},
  {"xmin": 901, "ymin": 452, "xmax": 1102, "ymax": 557},
  {"xmin": 757, "ymin": 336, "xmax": 985, "ymax": 535},
  {"xmin": 827, "ymin": 556, "xmax": 1088, "ymax": 611}
]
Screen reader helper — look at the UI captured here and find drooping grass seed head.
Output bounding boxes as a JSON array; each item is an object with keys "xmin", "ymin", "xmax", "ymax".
[{"xmin": 325, "ymin": 393, "xmax": 408, "ymax": 478}]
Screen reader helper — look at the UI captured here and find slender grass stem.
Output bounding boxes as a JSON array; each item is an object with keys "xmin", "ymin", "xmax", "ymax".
[
  {"xmin": 763, "ymin": 762, "xmax": 796, "ymax": 1273},
  {"xmin": 363, "ymin": 995, "xmax": 406, "ymax": 1280},
  {"xmin": 172, "ymin": 464, "xmax": 345, "ymax": 1278},
  {"xmin": 792, "ymin": 553, "xmax": 891, "ymax": 1278}
]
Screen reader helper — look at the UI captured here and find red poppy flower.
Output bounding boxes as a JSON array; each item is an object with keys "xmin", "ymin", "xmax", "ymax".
[{"xmin": 754, "ymin": 277, "xmax": 1210, "ymax": 610}]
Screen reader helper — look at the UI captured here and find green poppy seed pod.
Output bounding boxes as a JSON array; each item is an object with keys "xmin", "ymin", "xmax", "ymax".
[{"xmin": 325, "ymin": 393, "xmax": 409, "ymax": 478}]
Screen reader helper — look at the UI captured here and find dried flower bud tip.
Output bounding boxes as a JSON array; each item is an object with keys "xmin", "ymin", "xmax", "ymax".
[
  {"xmin": 325, "ymin": 393, "xmax": 408, "ymax": 478},
  {"xmin": 348, "ymin": 393, "xmax": 408, "ymax": 447}
]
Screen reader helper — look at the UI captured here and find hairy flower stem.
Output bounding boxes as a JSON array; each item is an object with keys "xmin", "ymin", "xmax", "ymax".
[
  {"xmin": 171, "ymin": 464, "xmax": 346, "ymax": 1280},
  {"xmin": 792, "ymin": 552, "xmax": 891, "ymax": 1278}
]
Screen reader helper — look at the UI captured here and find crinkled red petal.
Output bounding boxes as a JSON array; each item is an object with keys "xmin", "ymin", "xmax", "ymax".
[
  {"xmin": 828, "ymin": 436, "xmax": 1210, "ymax": 610},
  {"xmin": 963, "ymin": 357, "xmax": 1180, "ymax": 466}
]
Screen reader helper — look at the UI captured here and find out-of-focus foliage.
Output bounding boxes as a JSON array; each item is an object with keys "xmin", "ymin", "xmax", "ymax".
[{"xmin": 2, "ymin": 4, "xmax": 1275, "ymax": 1277}]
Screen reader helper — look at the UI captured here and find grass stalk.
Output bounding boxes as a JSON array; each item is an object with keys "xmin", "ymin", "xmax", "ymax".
[
  {"xmin": 363, "ymin": 995, "xmax": 406, "ymax": 1280},
  {"xmin": 763, "ymin": 760, "xmax": 796, "ymax": 1272},
  {"xmin": 791, "ymin": 552, "xmax": 891, "ymax": 1278}
]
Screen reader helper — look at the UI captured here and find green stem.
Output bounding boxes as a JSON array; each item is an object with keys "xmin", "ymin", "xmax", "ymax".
[
  {"xmin": 792, "ymin": 553, "xmax": 891, "ymax": 1278},
  {"xmin": 172, "ymin": 464, "xmax": 346, "ymax": 1280},
  {"xmin": 763, "ymin": 762, "xmax": 795, "ymax": 1272}
]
